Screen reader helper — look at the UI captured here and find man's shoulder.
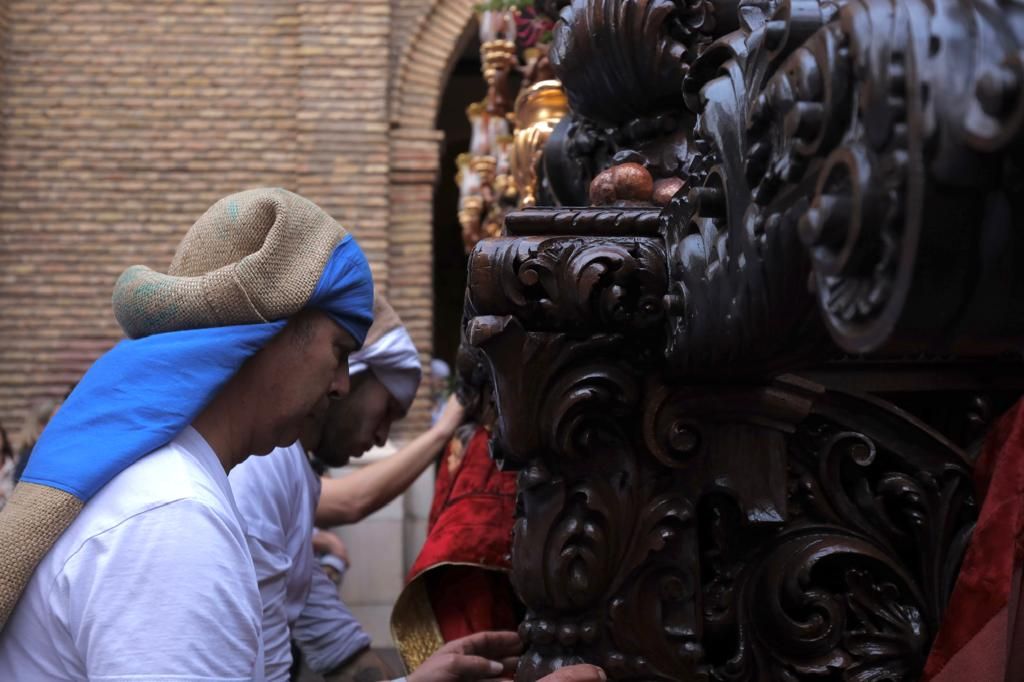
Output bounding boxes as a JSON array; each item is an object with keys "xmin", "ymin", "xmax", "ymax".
[
  {"xmin": 57, "ymin": 439, "xmax": 238, "ymax": 560},
  {"xmin": 96, "ymin": 439, "xmax": 226, "ymax": 514},
  {"xmin": 0, "ymin": 454, "xmax": 261, "ymax": 682}
]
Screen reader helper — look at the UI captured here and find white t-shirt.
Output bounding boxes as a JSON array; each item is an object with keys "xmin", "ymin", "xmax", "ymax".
[
  {"xmin": 230, "ymin": 443, "xmax": 373, "ymax": 680},
  {"xmin": 230, "ymin": 443, "xmax": 319, "ymax": 681},
  {"xmin": 0, "ymin": 426, "xmax": 265, "ymax": 681}
]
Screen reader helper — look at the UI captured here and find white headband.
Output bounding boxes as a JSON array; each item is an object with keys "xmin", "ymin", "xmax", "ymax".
[{"xmin": 348, "ymin": 326, "xmax": 422, "ymax": 414}]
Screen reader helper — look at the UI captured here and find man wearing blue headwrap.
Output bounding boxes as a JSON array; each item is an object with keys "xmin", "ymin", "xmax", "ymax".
[
  {"xmin": 0, "ymin": 188, "xmax": 375, "ymax": 681},
  {"xmin": 228, "ymin": 293, "xmax": 424, "ymax": 681}
]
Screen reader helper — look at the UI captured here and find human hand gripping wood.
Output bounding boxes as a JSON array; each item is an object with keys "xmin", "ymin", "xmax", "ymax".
[
  {"xmin": 406, "ymin": 631, "xmax": 520, "ymax": 682},
  {"xmin": 405, "ymin": 631, "xmax": 605, "ymax": 682}
]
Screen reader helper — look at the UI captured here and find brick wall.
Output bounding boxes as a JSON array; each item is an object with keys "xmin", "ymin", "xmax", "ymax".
[
  {"xmin": 0, "ymin": 0, "xmax": 481, "ymax": 443},
  {"xmin": 388, "ymin": 0, "xmax": 477, "ymax": 439},
  {"xmin": 389, "ymin": 0, "xmax": 432, "ymax": 117},
  {"xmin": 0, "ymin": 3, "xmax": 10, "ymax": 81},
  {"xmin": 0, "ymin": 0, "xmax": 394, "ymax": 441}
]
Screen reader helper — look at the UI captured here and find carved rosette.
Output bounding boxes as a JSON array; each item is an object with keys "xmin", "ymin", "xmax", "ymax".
[{"xmin": 674, "ymin": 0, "xmax": 1024, "ymax": 356}]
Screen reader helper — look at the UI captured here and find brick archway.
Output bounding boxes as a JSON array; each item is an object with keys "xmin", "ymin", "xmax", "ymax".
[{"xmin": 388, "ymin": 0, "xmax": 477, "ymax": 434}]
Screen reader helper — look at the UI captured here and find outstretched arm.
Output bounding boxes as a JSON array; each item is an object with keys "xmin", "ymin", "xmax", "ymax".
[{"xmin": 315, "ymin": 396, "xmax": 464, "ymax": 527}]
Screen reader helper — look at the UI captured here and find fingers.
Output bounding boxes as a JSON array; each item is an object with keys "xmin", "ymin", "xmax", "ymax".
[
  {"xmin": 448, "ymin": 630, "xmax": 524, "ymax": 659},
  {"xmin": 499, "ymin": 655, "xmax": 518, "ymax": 674},
  {"xmin": 447, "ymin": 393, "xmax": 464, "ymax": 411},
  {"xmin": 444, "ymin": 653, "xmax": 507, "ymax": 678},
  {"xmin": 438, "ymin": 395, "xmax": 466, "ymax": 433},
  {"xmin": 538, "ymin": 664, "xmax": 607, "ymax": 682},
  {"xmin": 458, "ymin": 653, "xmax": 519, "ymax": 681}
]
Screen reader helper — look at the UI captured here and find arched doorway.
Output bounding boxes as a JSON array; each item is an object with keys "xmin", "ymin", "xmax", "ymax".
[
  {"xmin": 431, "ymin": 37, "xmax": 486, "ymax": 373},
  {"xmin": 388, "ymin": 0, "xmax": 480, "ymax": 437}
]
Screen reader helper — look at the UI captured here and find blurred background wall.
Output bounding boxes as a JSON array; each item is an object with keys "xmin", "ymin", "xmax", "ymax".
[{"xmin": 0, "ymin": 0, "xmax": 484, "ymax": 442}]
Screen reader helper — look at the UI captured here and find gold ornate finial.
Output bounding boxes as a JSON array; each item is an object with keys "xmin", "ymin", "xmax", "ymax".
[{"xmin": 511, "ymin": 80, "xmax": 569, "ymax": 207}]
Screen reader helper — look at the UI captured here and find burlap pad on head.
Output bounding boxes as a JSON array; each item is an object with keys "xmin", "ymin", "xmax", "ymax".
[
  {"xmin": 113, "ymin": 188, "xmax": 346, "ymax": 339},
  {"xmin": 0, "ymin": 483, "xmax": 84, "ymax": 629},
  {"xmin": 362, "ymin": 292, "xmax": 402, "ymax": 348}
]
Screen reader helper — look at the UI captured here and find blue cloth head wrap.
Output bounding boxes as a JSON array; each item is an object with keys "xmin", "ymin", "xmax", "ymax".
[{"xmin": 20, "ymin": 189, "xmax": 374, "ymax": 501}]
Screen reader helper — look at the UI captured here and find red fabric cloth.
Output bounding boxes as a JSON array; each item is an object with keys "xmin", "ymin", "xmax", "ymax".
[
  {"xmin": 426, "ymin": 566, "xmax": 520, "ymax": 641},
  {"xmin": 924, "ymin": 399, "xmax": 1024, "ymax": 680},
  {"xmin": 406, "ymin": 426, "xmax": 519, "ymax": 641}
]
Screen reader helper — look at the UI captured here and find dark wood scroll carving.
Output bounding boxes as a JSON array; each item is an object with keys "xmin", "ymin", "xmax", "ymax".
[
  {"xmin": 674, "ymin": 0, "xmax": 1024, "ymax": 357},
  {"xmin": 466, "ymin": 221, "xmax": 975, "ymax": 680},
  {"xmin": 468, "ymin": 236, "xmax": 666, "ymax": 334},
  {"xmin": 463, "ymin": 0, "xmax": 1024, "ymax": 679}
]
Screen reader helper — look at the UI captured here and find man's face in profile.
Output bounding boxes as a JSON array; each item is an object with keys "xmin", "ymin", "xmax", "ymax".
[
  {"xmin": 305, "ymin": 370, "xmax": 402, "ymax": 467},
  {"xmin": 248, "ymin": 310, "xmax": 357, "ymax": 455}
]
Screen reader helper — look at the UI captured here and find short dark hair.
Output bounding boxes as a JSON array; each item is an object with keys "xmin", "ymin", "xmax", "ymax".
[{"xmin": 289, "ymin": 309, "xmax": 319, "ymax": 347}]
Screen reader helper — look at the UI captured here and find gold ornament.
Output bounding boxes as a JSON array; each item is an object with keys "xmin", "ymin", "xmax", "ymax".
[
  {"xmin": 469, "ymin": 155, "xmax": 498, "ymax": 186},
  {"xmin": 480, "ymin": 39, "xmax": 517, "ymax": 86},
  {"xmin": 511, "ymin": 80, "xmax": 569, "ymax": 207}
]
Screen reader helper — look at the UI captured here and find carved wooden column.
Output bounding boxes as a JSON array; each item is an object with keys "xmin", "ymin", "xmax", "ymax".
[
  {"xmin": 466, "ymin": 208, "xmax": 977, "ymax": 680},
  {"xmin": 464, "ymin": 0, "xmax": 1024, "ymax": 679}
]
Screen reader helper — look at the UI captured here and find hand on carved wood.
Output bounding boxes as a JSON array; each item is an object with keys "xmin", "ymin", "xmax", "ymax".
[{"xmin": 407, "ymin": 631, "xmax": 521, "ymax": 682}]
